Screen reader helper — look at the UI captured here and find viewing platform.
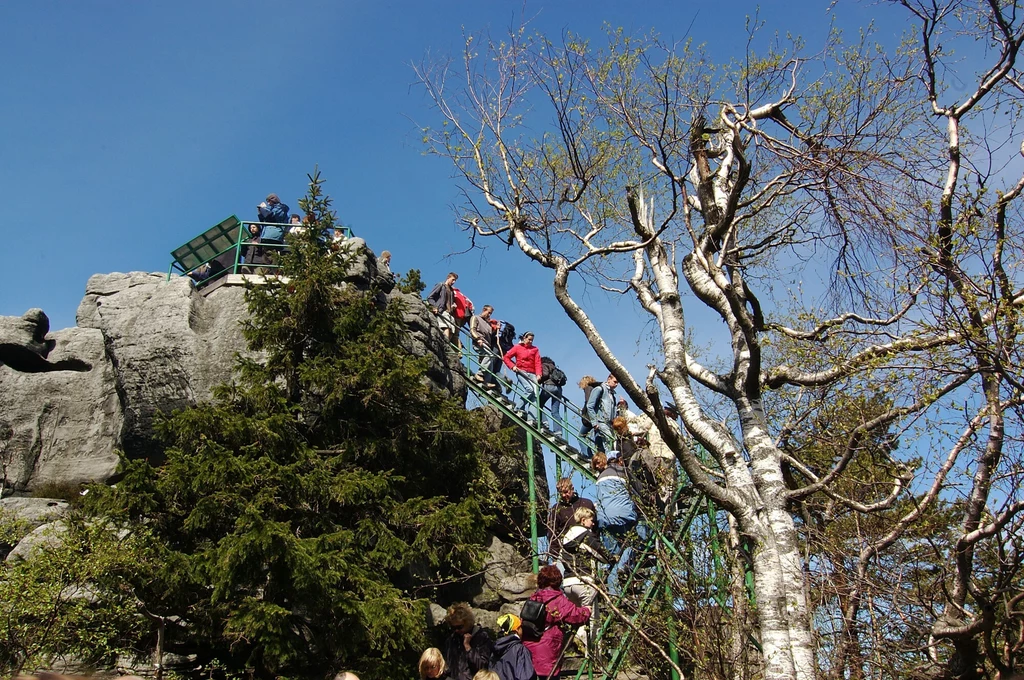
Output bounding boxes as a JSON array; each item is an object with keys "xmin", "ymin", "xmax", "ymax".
[{"xmin": 167, "ymin": 215, "xmax": 354, "ymax": 291}]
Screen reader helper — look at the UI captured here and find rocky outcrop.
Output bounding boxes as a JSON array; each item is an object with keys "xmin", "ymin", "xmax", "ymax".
[
  {"xmin": 428, "ymin": 534, "xmax": 537, "ymax": 632},
  {"xmin": 0, "ymin": 239, "xmax": 464, "ymax": 492},
  {"xmin": 75, "ymin": 271, "xmax": 249, "ymax": 460},
  {"xmin": 0, "ymin": 324, "xmax": 121, "ymax": 490},
  {"xmin": 0, "ymin": 308, "xmax": 91, "ymax": 373},
  {"xmin": 0, "ymin": 497, "xmax": 70, "ymax": 530}
]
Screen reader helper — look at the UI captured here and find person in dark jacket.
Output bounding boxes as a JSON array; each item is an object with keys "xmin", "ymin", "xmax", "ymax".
[
  {"xmin": 256, "ymin": 193, "xmax": 290, "ymax": 244},
  {"xmin": 611, "ymin": 416, "xmax": 637, "ymax": 463},
  {"xmin": 426, "ymin": 272, "xmax": 459, "ymax": 342},
  {"xmin": 490, "ymin": 614, "xmax": 536, "ymax": 680},
  {"xmin": 522, "ymin": 565, "xmax": 591, "ymax": 679},
  {"xmin": 537, "ymin": 356, "xmax": 565, "ymax": 439},
  {"xmin": 442, "ymin": 603, "xmax": 494, "ymax": 680},
  {"xmin": 242, "ymin": 222, "xmax": 268, "ymax": 273},
  {"xmin": 546, "ymin": 477, "xmax": 596, "ymax": 562}
]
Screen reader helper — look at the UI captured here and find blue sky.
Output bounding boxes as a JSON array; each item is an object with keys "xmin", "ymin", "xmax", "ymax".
[{"xmin": 0, "ymin": 1, "xmax": 901, "ymax": 412}]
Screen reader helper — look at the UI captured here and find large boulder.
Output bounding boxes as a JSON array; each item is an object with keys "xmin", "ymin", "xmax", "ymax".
[
  {"xmin": 0, "ymin": 308, "xmax": 91, "ymax": 373},
  {"xmin": 0, "ymin": 497, "xmax": 70, "ymax": 530},
  {"xmin": 0, "ymin": 325, "xmax": 121, "ymax": 490},
  {"xmin": 463, "ymin": 535, "xmax": 535, "ymax": 608},
  {"xmin": 5, "ymin": 518, "xmax": 68, "ymax": 563},
  {"xmin": 75, "ymin": 272, "xmax": 249, "ymax": 459}
]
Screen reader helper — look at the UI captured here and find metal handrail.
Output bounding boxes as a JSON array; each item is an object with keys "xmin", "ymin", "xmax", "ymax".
[
  {"xmin": 168, "ymin": 218, "xmax": 355, "ymax": 287},
  {"xmin": 451, "ymin": 321, "xmax": 600, "ymax": 464}
]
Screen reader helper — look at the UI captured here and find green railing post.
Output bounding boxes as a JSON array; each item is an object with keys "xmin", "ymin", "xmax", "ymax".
[
  {"xmin": 526, "ymin": 430, "xmax": 539, "ymax": 573},
  {"xmin": 666, "ymin": 577, "xmax": 680, "ymax": 680},
  {"xmin": 233, "ymin": 220, "xmax": 245, "ymax": 274}
]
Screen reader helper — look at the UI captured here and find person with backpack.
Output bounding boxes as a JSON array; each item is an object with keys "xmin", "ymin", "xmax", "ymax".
[
  {"xmin": 585, "ymin": 374, "xmax": 619, "ymax": 455},
  {"xmin": 496, "ymin": 320, "xmax": 517, "ymax": 358},
  {"xmin": 503, "ymin": 331, "xmax": 542, "ymax": 422},
  {"xmin": 538, "ymin": 357, "xmax": 567, "ymax": 440},
  {"xmin": 522, "ymin": 565, "xmax": 591, "ymax": 678},
  {"xmin": 618, "ymin": 402, "xmax": 684, "ymax": 510},
  {"xmin": 490, "ymin": 614, "xmax": 537, "ymax": 680}
]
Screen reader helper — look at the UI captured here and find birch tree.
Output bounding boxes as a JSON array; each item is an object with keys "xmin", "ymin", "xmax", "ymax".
[{"xmin": 417, "ymin": 2, "xmax": 1024, "ymax": 678}]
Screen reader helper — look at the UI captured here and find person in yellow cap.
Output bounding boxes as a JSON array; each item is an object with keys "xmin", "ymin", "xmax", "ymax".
[{"xmin": 490, "ymin": 614, "xmax": 536, "ymax": 680}]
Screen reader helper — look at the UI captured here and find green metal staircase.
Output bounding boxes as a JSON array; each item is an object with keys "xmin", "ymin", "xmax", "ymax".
[{"xmin": 448, "ymin": 326, "xmax": 747, "ymax": 680}]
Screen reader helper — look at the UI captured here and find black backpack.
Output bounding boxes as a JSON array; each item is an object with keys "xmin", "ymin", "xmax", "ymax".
[
  {"xmin": 498, "ymin": 321, "xmax": 517, "ymax": 354},
  {"xmin": 550, "ymin": 367, "xmax": 567, "ymax": 387},
  {"xmin": 520, "ymin": 593, "xmax": 557, "ymax": 641}
]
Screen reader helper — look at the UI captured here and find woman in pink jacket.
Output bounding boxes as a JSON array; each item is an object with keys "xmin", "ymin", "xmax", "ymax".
[
  {"xmin": 523, "ymin": 565, "xmax": 592, "ymax": 678},
  {"xmin": 503, "ymin": 331, "xmax": 542, "ymax": 422}
]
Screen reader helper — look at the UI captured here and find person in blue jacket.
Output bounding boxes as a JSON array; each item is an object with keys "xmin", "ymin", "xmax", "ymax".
[
  {"xmin": 490, "ymin": 614, "xmax": 536, "ymax": 680},
  {"xmin": 256, "ymin": 193, "xmax": 290, "ymax": 246},
  {"xmin": 585, "ymin": 374, "xmax": 618, "ymax": 454},
  {"xmin": 592, "ymin": 452, "xmax": 641, "ymax": 595}
]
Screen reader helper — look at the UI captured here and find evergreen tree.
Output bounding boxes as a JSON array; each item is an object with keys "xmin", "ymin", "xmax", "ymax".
[{"xmin": 91, "ymin": 171, "xmax": 496, "ymax": 679}]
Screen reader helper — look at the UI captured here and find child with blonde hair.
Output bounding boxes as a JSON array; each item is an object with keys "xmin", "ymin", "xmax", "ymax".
[{"xmin": 419, "ymin": 647, "xmax": 448, "ymax": 680}]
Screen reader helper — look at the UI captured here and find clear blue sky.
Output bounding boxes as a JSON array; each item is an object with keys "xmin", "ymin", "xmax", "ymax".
[{"xmin": 0, "ymin": 0, "xmax": 900, "ymax": 399}]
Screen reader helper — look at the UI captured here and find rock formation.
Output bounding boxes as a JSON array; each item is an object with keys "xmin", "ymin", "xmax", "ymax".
[
  {"xmin": 0, "ymin": 238, "xmax": 467, "ymax": 492},
  {"xmin": 0, "ymin": 308, "xmax": 91, "ymax": 373}
]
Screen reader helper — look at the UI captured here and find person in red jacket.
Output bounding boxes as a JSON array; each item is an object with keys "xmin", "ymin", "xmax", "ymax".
[
  {"xmin": 523, "ymin": 565, "xmax": 592, "ymax": 678},
  {"xmin": 503, "ymin": 331, "xmax": 542, "ymax": 423}
]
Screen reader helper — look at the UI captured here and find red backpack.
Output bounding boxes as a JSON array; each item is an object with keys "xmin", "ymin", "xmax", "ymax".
[{"xmin": 453, "ymin": 288, "xmax": 473, "ymax": 320}]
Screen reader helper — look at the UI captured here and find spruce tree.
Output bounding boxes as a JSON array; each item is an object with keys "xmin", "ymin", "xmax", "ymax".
[{"xmin": 92, "ymin": 171, "xmax": 496, "ymax": 679}]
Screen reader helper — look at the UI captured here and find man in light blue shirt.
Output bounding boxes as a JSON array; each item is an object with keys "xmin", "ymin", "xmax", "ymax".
[{"xmin": 585, "ymin": 374, "xmax": 618, "ymax": 454}]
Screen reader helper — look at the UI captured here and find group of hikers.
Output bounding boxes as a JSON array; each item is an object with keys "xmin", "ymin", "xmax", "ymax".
[
  {"xmin": 239, "ymin": 193, "xmax": 359, "ymax": 272},
  {"xmin": 425, "ymin": 273, "xmax": 620, "ymax": 448},
  {"xmin": 418, "ymin": 579, "xmax": 589, "ymax": 680},
  {"xmin": 415, "ymin": 469, "xmax": 674, "ymax": 680},
  {"xmin": 425, "ymin": 270, "xmax": 682, "ymax": 494}
]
